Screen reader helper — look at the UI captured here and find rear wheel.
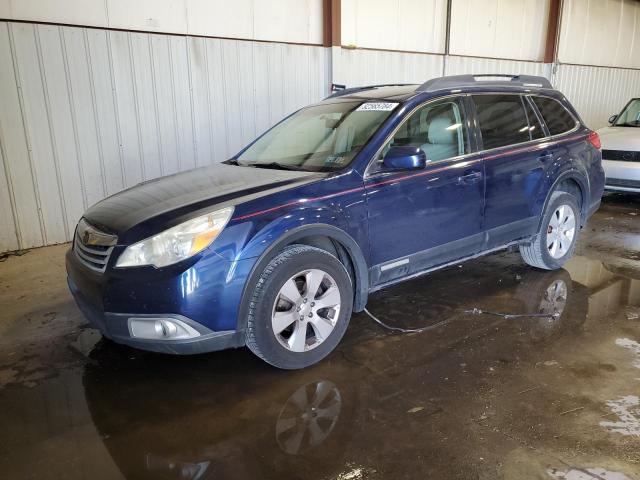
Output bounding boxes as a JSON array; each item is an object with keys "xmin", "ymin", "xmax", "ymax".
[
  {"xmin": 520, "ymin": 191, "xmax": 580, "ymax": 270},
  {"xmin": 245, "ymin": 245, "xmax": 353, "ymax": 369}
]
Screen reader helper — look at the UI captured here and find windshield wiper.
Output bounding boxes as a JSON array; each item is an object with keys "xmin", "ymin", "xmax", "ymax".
[{"xmin": 246, "ymin": 162, "xmax": 307, "ymax": 171}]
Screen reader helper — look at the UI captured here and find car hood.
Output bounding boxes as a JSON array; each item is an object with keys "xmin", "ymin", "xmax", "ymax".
[
  {"xmin": 597, "ymin": 126, "xmax": 640, "ymax": 151},
  {"xmin": 83, "ymin": 163, "xmax": 321, "ymax": 236}
]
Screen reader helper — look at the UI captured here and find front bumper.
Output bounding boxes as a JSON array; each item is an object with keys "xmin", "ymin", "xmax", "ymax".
[
  {"xmin": 65, "ymin": 244, "xmax": 253, "ymax": 355},
  {"xmin": 68, "ymin": 276, "xmax": 245, "ymax": 354},
  {"xmin": 603, "ymin": 159, "xmax": 640, "ymax": 192}
]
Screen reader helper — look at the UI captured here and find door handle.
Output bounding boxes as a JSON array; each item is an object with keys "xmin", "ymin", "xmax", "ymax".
[
  {"xmin": 538, "ymin": 152, "xmax": 553, "ymax": 163},
  {"xmin": 456, "ymin": 171, "xmax": 482, "ymax": 185}
]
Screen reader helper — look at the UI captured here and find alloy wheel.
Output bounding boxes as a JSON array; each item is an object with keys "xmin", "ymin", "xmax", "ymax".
[
  {"xmin": 271, "ymin": 269, "xmax": 341, "ymax": 352},
  {"xmin": 546, "ymin": 205, "xmax": 576, "ymax": 259}
]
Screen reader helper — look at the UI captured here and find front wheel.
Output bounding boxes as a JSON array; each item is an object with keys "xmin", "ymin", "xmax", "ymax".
[
  {"xmin": 520, "ymin": 191, "xmax": 581, "ymax": 270},
  {"xmin": 245, "ymin": 245, "xmax": 353, "ymax": 369}
]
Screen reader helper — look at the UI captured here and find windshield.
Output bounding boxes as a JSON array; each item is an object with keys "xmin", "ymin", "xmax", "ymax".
[
  {"xmin": 236, "ymin": 101, "xmax": 398, "ymax": 171},
  {"xmin": 614, "ymin": 99, "xmax": 640, "ymax": 127}
]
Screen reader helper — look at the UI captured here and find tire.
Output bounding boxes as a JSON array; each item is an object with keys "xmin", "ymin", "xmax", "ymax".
[
  {"xmin": 519, "ymin": 191, "xmax": 581, "ymax": 270},
  {"xmin": 245, "ymin": 244, "xmax": 353, "ymax": 369}
]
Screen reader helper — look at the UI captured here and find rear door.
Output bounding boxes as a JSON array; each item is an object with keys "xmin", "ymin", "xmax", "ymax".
[
  {"xmin": 472, "ymin": 94, "xmax": 547, "ymax": 247},
  {"xmin": 364, "ymin": 96, "xmax": 485, "ymax": 286}
]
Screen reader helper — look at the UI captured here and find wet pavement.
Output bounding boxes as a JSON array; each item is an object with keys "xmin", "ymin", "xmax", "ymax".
[{"xmin": 0, "ymin": 193, "xmax": 639, "ymax": 480}]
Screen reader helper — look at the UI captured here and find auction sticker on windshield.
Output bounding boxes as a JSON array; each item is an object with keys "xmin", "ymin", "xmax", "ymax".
[{"xmin": 356, "ymin": 102, "xmax": 399, "ymax": 112}]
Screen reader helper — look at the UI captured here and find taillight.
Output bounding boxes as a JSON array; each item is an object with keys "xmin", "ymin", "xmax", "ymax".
[{"xmin": 588, "ymin": 131, "xmax": 601, "ymax": 150}]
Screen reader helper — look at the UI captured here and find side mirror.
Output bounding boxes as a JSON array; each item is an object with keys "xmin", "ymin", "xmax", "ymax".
[
  {"xmin": 382, "ymin": 146, "xmax": 427, "ymax": 171},
  {"xmin": 609, "ymin": 114, "xmax": 617, "ymax": 125}
]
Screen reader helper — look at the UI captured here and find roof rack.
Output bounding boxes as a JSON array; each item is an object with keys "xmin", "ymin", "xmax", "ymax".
[
  {"xmin": 416, "ymin": 74, "xmax": 553, "ymax": 93},
  {"xmin": 325, "ymin": 83, "xmax": 414, "ymax": 99}
]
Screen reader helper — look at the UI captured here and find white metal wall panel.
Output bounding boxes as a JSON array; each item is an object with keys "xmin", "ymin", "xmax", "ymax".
[
  {"xmin": 0, "ymin": 144, "xmax": 19, "ymax": 252},
  {"xmin": 0, "ymin": 21, "xmax": 329, "ymax": 253},
  {"xmin": 335, "ymin": 48, "xmax": 444, "ymax": 87},
  {"xmin": 0, "ymin": 0, "xmax": 108, "ymax": 28},
  {"xmin": 336, "ymin": 50, "xmax": 550, "ymax": 89},
  {"xmin": 341, "ymin": 0, "xmax": 447, "ymax": 53},
  {"xmin": 449, "ymin": 0, "xmax": 550, "ymax": 61},
  {"xmin": 444, "ymin": 55, "xmax": 551, "ymax": 78},
  {"xmin": 0, "ymin": 23, "xmax": 44, "ymax": 249},
  {"xmin": 0, "ymin": 0, "xmax": 324, "ymax": 45},
  {"xmin": 36, "ymin": 25, "xmax": 87, "ymax": 238},
  {"xmin": 108, "ymin": 0, "xmax": 188, "ymax": 34},
  {"xmin": 168, "ymin": 35, "xmax": 198, "ymax": 171},
  {"xmin": 252, "ymin": 0, "xmax": 323, "ymax": 45},
  {"xmin": 10, "ymin": 23, "xmax": 68, "ymax": 245},
  {"xmin": 554, "ymin": 64, "xmax": 640, "ymax": 130},
  {"xmin": 558, "ymin": 0, "xmax": 640, "ymax": 69}
]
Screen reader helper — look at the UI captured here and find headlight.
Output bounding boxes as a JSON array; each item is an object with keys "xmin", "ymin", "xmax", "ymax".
[{"xmin": 115, "ymin": 206, "xmax": 234, "ymax": 268}]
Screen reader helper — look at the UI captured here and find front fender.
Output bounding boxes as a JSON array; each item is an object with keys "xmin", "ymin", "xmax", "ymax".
[
  {"xmin": 233, "ymin": 220, "xmax": 370, "ymax": 335},
  {"xmin": 237, "ymin": 206, "xmax": 349, "ymax": 261}
]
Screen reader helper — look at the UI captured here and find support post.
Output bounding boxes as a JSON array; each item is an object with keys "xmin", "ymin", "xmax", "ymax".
[{"xmin": 544, "ymin": 0, "xmax": 561, "ymax": 64}]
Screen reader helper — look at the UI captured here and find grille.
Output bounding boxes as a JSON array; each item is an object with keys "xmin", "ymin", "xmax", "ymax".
[
  {"xmin": 73, "ymin": 219, "xmax": 117, "ymax": 273},
  {"xmin": 606, "ymin": 178, "xmax": 640, "ymax": 189},
  {"xmin": 602, "ymin": 149, "xmax": 640, "ymax": 162}
]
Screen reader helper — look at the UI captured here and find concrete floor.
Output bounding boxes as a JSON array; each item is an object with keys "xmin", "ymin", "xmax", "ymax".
[{"xmin": 0, "ymin": 194, "xmax": 639, "ymax": 480}]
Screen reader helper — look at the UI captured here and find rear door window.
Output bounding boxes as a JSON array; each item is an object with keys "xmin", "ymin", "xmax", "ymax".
[
  {"xmin": 531, "ymin": 96, "xmax": 577, "ymax": 136},
  {"xmin": 472, "ymin": 95, "xmax": 530, "ymax": 149}
]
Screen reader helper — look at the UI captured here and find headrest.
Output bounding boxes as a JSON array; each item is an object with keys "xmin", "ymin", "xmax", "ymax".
[{"xmin": 428, "ymin": 116, "xmax": 456, "ymax": 145}]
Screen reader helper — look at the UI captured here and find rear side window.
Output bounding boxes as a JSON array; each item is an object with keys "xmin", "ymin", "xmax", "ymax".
[
  {"xmin": 473, "ymin": 95, "xmax": 530, "ymax": 149},
  {"xmin": 531, "ymin": 96, "xmax": 577, "ymax": 136}
]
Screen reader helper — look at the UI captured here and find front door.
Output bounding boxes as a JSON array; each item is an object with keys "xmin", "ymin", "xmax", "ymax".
[{"xmin": 365, "ymin": 97, "xmax": 485, "ymax": 286}]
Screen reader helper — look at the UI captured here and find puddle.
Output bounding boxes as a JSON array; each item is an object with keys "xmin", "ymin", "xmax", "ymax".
[
  {"xmin": 334, "ymin": 464, "xmax": 368, "ymax": 480},
  {"xmin": 2, "ymin": 197, "xmax": 640, "ymax": 479},
  {"xmin": 548, "ymin": 467, "xmax": 633, "ymax": 480},
  {"xmin": 600, "ymin": 395, "xmax": 640, "ymax": 437},
  {"xmin": 615, "ymin": 338, "xmax": 640, "ymax": 370}
]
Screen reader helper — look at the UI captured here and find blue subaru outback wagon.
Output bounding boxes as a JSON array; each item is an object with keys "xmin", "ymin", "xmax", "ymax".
[{"xmin": 66, "ymin": 74, "xmax": 604, "ymax": 369}]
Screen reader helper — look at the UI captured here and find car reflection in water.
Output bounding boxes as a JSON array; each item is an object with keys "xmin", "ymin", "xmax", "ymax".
[
  {"xmin": 142, "ymin": 380, "xmax": 343, "ymax": 479},
  {"xmin": 82, "ymin": 256, "xmax": 596, "ymax": 480}
]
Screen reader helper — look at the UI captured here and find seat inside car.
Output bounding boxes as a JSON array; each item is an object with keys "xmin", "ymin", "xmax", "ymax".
[{"xmin": 420, "ymin": 113, "xmax": 458, "ymax": 162}]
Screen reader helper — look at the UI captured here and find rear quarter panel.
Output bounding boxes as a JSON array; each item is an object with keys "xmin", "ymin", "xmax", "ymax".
[{"xmin": 532, "ymin": 129, "xmax": 603, "ymax": 223}]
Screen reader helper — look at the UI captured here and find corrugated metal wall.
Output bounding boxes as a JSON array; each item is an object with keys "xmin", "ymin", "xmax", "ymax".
[
  {"xmin": 448, "ymin": 0, "xmax": 550, "ymax": 61},
  {"xmin": 0, "ymin": 21, "xmax": 330, "ymax": 252},
  {"xmin": 335, "ymin": 50, "xmax": 551, "ymax": 88},
  {"xmin": 444, "ymin": 55, "xmax": 551, "ymax": 77},
  {"xmin": 341, "ymin": 0, "xmax": 447, "ymax": 53},
  {"xmin": 2, "ymin": 2, "xmax": 640, "ymax": 254},
  {"xmin": 0, "ymin": 0, "xmax": 325, "ymax": 45},
  {"xmin": 558, "ymin": 0, "xmax": 640, "ymax": 70},
  {"xmin": 555, "ymin": 64, "xmax": 640, "ymax": 130},
  {"xmin": 335, "ymin": 48, "xmax": 444, "ymax": 86}
]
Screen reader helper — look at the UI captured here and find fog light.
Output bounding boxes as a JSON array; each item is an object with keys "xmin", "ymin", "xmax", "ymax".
[{"xmin": 128, "ymin": 317, "xmax": 201, "ymax": 340}]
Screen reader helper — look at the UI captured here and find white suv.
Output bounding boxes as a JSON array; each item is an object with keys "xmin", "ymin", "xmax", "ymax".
[{"xmin": 598, "ymin": 98, "xmax": 640, "ymax": 193}]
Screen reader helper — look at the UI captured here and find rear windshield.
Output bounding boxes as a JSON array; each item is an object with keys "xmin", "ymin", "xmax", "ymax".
[
  {"xmin": 531, "ymin": 97, "xmax": 577, "ymax": 136},
  {"xmin": 237, "ymin": 101, "xmax": 397, "ymax": 172}
]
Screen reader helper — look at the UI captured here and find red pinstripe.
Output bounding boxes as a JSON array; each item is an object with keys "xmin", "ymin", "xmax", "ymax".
[{"xmin": 232, "ymin": 133, "xmax": 588, "ymax": 222}]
